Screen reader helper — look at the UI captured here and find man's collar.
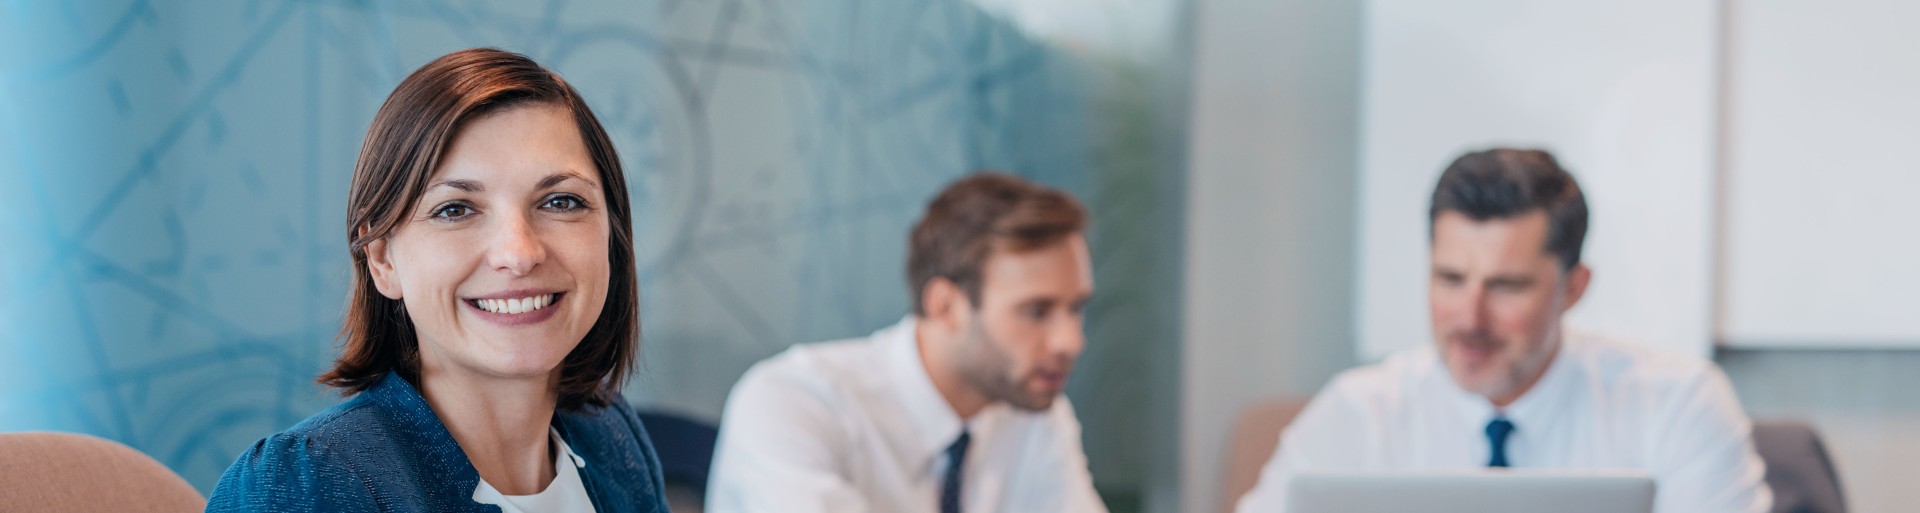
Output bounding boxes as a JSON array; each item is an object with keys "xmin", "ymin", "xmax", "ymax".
[{"xmin": 885, "ymin": 316, "xmax": 975, "ymax": 472}]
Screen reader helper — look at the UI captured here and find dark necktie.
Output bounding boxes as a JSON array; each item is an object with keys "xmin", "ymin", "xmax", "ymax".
[
  {"xmin": 940, "ymin": 430, "xmax": 971, "ymax": 513},
  {"xmin": 1486, "ymin": 417, "xmax": 1516, "ymax": 468}
]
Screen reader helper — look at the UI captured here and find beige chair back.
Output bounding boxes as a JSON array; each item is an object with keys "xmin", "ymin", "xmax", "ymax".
[
  {"xmin": 0, "ymin": 432, "xmax": 205, "ymax": 512},
  {"xmin": 1222, "ymin": 396, "xmax": 1312, "ymax": 513}
]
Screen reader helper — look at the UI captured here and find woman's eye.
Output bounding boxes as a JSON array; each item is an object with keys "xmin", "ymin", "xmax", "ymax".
[
  {"xmin": 542, "ymin": 194, "xmax": 587, "ymax": 212},
  {"xmin": 430, "ymin": 202, "xmax": 474, "ymax": 221}
]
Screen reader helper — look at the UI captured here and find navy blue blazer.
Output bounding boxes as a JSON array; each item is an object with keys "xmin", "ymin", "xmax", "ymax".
[{"xmin": 205, "ymin": 371, "xmax": 670, "ymax": 513}]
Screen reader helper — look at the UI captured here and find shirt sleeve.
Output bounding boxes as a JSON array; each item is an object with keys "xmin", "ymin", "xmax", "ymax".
[
  {"xmin": 705, "ymin": 362, "xmax": 870, "ymax": 513},
  {"xmin": 1234, "ymin": 374, "xmax": 1377, "ymax": 513},
  {"xmin": 1647, "ymin": 365, "xmax": 1773, "ymax": 513},
  {"xmin": 203, "ymin": 432, "xmax": 379, "ymax": 513}
]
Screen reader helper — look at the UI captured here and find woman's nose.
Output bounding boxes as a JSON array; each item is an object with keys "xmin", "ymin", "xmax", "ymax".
[{"xmin": 486, "ymin": 214, "xmax": 546, "ymax": 276}]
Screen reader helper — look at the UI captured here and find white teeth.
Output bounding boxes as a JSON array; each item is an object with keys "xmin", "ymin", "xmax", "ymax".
[{"xmin": 476, "ymin": 294, "xmax": 556, "ymax": 314}]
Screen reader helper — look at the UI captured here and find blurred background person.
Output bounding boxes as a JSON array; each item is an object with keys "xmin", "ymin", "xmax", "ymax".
[
  {"xmin": 706, "ymin": 173, "xmax": 1107, "ymax": 513},
  {"xmin": 1233, "ymin": 149, "xmax": 1770, "ymax": 513}
]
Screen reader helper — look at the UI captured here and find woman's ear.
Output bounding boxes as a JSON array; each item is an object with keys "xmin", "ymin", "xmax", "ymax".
[{"xmin": 364, "ymin": 231, "xmax": 404, "ymax": 300}]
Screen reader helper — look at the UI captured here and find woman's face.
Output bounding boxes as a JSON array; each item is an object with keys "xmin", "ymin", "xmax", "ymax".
[{"xmin": 365, "ymin": 103, "xmax": 611, "ymax": 383}]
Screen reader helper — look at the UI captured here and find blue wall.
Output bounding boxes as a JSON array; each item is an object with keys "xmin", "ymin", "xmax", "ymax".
[{"xmin": 0, "ymin": 0, "xmax": 1183, "ymax": 501}]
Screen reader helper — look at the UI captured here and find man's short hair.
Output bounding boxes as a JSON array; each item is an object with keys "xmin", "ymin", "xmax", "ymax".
[
  {"xmin": 908, "ymin": 172, "xmax": 1089, "ymax": 315},
  {"xmin": 1429, "ymin": 148, "xmax": 1589, "ymax": 270}
]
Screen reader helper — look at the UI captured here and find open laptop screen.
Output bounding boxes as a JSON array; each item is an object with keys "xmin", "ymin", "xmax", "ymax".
[{"xmin": 1285, "ymin": 471, "xmax": 1656, "ymax": 513}]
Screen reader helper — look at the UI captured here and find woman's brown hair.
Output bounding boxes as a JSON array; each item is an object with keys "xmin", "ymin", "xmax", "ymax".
[{"xmin": 320, "ymin": 48, "xmax": 639, "ymax": 411}]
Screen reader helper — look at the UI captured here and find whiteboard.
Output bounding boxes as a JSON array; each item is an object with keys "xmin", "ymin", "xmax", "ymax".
[
  {"xmin": 1721, "ymin": 0, "xmax": 1920, "ymax": 347},
  {"xmin": 1357, "ymin": 0, "xmax": 1721, "ymax": 360}
]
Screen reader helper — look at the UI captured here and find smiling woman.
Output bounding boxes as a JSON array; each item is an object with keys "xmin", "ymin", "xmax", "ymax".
[
  {"xmin": 203, "ymin": 48, "xmax": 667, "ymax": 513},
  {"xmin": 354, "ymin": 103, "xmax": 621, "ymax": 394}
]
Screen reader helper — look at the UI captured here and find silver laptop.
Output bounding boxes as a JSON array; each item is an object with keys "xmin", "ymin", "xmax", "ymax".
[{"xmin": 1285, "ymin": 471, "xmax": 1655, "ymax": 513}]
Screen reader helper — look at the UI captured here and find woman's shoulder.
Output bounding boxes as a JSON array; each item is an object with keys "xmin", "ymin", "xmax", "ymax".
[
  {"xmin": 251, "ymin": 389, "xmax": 403, "ymax": 459},
  {"xmin": 203, "ymin": 394, "xmax": 399, "ymax": 512}
]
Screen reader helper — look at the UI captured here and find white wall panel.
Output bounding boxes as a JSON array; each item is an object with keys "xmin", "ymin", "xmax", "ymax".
[{"xmin": 1722, "ymin": 0, "xmax": 1920, "ymax": 347}]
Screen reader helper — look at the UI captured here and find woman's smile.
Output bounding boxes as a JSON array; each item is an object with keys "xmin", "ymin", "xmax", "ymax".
[{"xmin": 462, "ymin": 289, "xmax": 568, "ymax": 327}]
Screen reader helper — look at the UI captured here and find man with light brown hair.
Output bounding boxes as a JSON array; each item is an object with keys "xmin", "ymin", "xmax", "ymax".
[{"xmin": 707, "ymin": 172, "xmax": 1108, "ymax": 513}]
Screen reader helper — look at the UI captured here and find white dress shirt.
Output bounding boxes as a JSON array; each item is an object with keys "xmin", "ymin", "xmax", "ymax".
[
  {"xmin": 472, "ymin": 427, "xmax": 598, "ymax": 513},
  {"xmin": 707, "ymin": 316, "xmax": 1108, "ymax": 513},
  {"xmin": 1235, "ymin": 330, "xmax": 1771, "ymax": 513}
]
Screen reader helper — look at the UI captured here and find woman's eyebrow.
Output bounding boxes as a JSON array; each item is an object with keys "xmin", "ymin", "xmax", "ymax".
[
  {"xmin": 538, "ymin": 172, "xmax": 596, "ymax": 190},
  {"xmin": 427, "ymin": 173, "xmax": 593, "ymax": 193},
  {"xmin": 428, "ymin": 179, "xmax": 483, "ymax": 193}
]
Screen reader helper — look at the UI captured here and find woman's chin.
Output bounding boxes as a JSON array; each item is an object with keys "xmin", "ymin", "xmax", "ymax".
[
  {"xmin": 452, "ymin": 350, "xmax": 570, "ymax": 382},
  {"xmin": 496, "ymin": 358, "xmax": 570, "ymax": 379}
]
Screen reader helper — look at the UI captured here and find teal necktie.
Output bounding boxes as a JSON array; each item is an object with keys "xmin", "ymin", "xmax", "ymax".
[
  {"xmin": 1486, "ymin": 417, "xmax": 1515, "ymax": 467},
  {"xmin": 940, "ymin": 430, "xmax": 971, "ymax": 513}
]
